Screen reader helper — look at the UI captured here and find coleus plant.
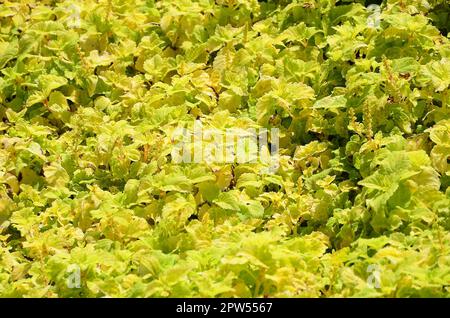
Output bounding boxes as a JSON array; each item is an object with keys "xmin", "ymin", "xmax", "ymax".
[{"xmin": 0, "ymin": 0, "xmax": 449, "ymax": 297}]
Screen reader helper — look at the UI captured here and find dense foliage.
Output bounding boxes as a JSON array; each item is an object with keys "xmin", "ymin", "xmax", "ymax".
[{"xmin": 0, "ymin": 0, "xmax": 449, "ymax": 297}]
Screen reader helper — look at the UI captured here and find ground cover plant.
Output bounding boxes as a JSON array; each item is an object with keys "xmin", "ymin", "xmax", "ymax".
[{"xmin": 0, "ymin": 0, "xmax": 449, "ymax": 297}]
